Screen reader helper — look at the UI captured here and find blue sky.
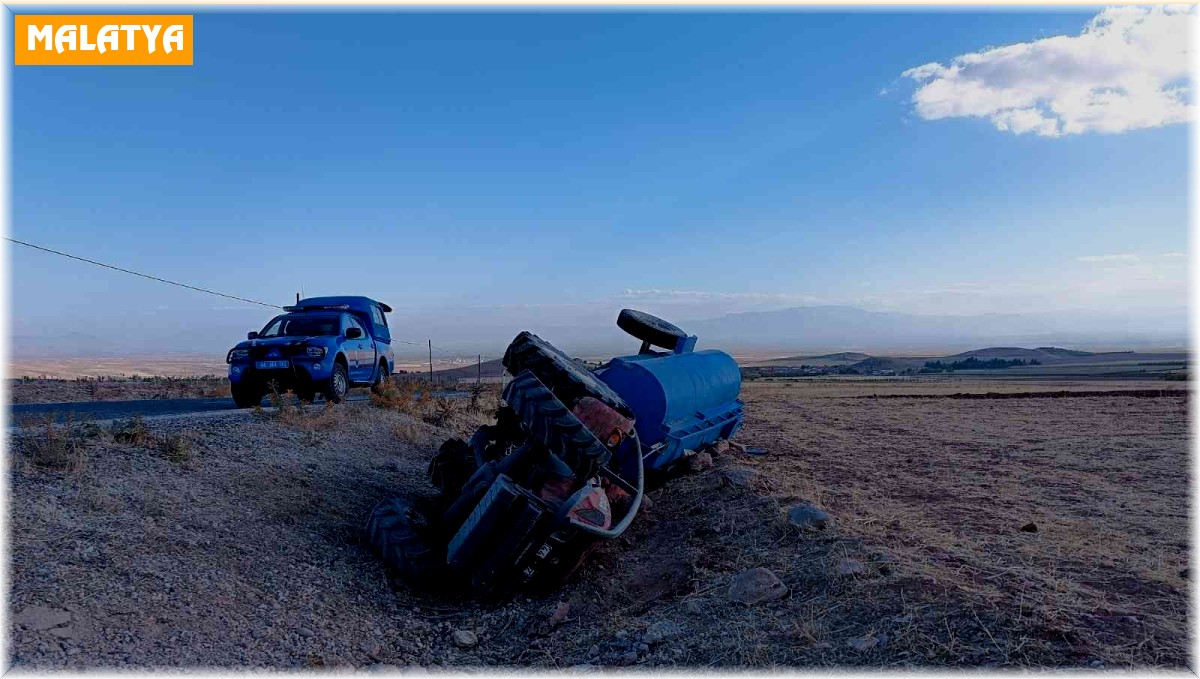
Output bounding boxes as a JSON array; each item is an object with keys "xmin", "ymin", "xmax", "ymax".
[{"xmin": 9, "ymin": 8, "xmax": 1191, "ymax": 354}]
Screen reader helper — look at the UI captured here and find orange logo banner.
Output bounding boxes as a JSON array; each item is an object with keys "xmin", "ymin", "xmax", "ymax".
[{"xmin": 15, "ymin": 15, "xmax": 193, "ymax": 66}]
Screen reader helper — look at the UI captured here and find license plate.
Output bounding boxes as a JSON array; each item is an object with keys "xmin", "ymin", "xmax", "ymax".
[{"xmin": 256, "ymin": 360, "xmax": 290, "ymax": 370}]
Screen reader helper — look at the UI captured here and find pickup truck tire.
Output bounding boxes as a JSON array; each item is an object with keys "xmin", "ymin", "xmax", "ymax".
[
  {"xmin": 503, "ymin": 370, "xmax": 611, "ymax": 479},
  {"xmin": 294, "ymin": 386, "xmax": 317, "ymax": 403},
  {"xmin": 617, "ymin": 308, "xmax": 689, "ymax": 351},
  {"xmin": 231, "ymin": 382, "xmax": 263, "ymax": 409},
  {"xmin": 365, "ymin": 497, "xmax": 445, "ymax": 588},
  {"xmin": 325, "ymin": 362, "xmax": 349, "ymax": 404},
  {"xmin": 371, "ymin": 360, "xmax": 388, "ymax": 395},
  {"xmin": 503, "ymin": 331, "xmax": 633, "ymax": 420}
]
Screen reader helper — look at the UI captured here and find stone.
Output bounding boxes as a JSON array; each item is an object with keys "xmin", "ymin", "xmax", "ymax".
[
  {"xmin": 847, "ymin": 632, "xmax": 888, "ymax": 651},
  {"xmin": 643, "ymin": 620, "xmax": 685, "ymax": 644},
  {"xmin": 686, "ymin": 452, "xmax": 714, "ymax": 473},
  {"xmin": 786, "ymin": 503, "xmax": 831, "ymax": 531},
  {"xmin": 619, "ymin": 650, "xmax": 639, "ymax": 665},
  {"xmin": 1020, "ymin": 523, "xmax": 1038, "ymax": 533},
  {"xmin": 634, "ymin": 642, "xmax": 649, "ymax": 653},
  {"xmin": 712, "ymin": 440, "xmax": 731, "ymax": 455},
  {"xmin": 728, "ymin": 567, "xmax": 788, "ymax": 605},
  {"xmin": 297, "ymin": 627, "xmax": 315, "ymax": 638},
  {"xmin": 836, "ymin": 558, "xmax": 866, "ymax": 577},
  {"xmin": 13, "ymin": 606, "xmax": 71, "ymax": 631},
  {"xmin": 451, "ymin": 630, "xmax": 478, "ymax": 649},
  {"xmin": 720, "ymin": 467, "xmax": 758, "ymax": 488}
]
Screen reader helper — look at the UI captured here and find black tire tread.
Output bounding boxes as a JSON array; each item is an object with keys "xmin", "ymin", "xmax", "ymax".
[
  {"xmin": 231, "ymin": 383, "xmax": 262, "ymax": 409},
  {"xmin": 503, "ymin": 371, "xmax": 611, "ymax": 478},
  {"xmin": 502, "ymin": 331, "xmax": 633, "ymax": 419},
  {"xmin": 365, "ymin": 498, "xmax": 445, "ymax": 587}
]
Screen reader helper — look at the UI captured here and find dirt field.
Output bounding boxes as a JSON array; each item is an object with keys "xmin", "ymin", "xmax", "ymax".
[{"xmin": 6, "ymin": 380, "xmax": 1189, "ymax": 669}]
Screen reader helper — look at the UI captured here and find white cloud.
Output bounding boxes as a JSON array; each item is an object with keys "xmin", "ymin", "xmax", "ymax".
[
  {"xmin": 1077, "ymin": 253, "xmax": 1140, "ymax": 263},
  {"xmin": 901, "ymin": 6, "xmax": 1193, "ymax": 137}
]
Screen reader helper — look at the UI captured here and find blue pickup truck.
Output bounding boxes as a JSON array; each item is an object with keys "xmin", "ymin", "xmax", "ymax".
[{"xmin": 225, "ymin": 296, "xmax": 396, "ymax": 407}]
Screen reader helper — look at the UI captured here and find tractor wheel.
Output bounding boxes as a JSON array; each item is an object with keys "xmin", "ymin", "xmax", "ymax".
[
  {"xmin": 231, "ymin": 382, "xmax": 263, "ymax": 408},
  {"xmin": 365, "ymin": 497, "xmax": 445, "ymax": 588},
  {"xmin": 617, "ymin": 308, "xmax": 689, "ymax": 351},
  {"xmin": 428, "ymin": 437, "xmax": 478, "ymax": 496},
  {"xmin": 503, "ymin": 370, "xmax": 611, "ymax": 479},
  {"xmin": 502, "ymin": 331, "xmax": 633, "ymax": 419}
]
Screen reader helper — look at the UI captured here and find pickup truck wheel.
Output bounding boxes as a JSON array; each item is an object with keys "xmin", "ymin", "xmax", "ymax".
[
  {"xmin": 325, "ymin": 363, "xmax": 349, "ymax": 403},
  {"xmin": 295, "ymin": 386, "xmax": 317, "ymax": 403},
  {"xmin": 503, "ymin": 331, "xmax": 633, "ymax": 420},
  {"xmin": 365, "ymin": 497, "xmax": 445, "ymax": 588},
  {"xmin": 231, "ymin": 382, "xmax": 263, "ymax": 409},
  {"xmin": 371, "ymin": 361, "xmax": 388, "ymax": 395},
  {"xmin": 503, "ymin": 370, "xmax": 611, "ymax": 479}
]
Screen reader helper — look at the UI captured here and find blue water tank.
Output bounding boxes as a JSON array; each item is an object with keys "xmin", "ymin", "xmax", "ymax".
[{"xmin": 598, "ymin": 349, "xmax": 743, "ymax": 470}]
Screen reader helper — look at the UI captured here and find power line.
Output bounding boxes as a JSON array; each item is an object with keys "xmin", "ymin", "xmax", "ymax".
[
  {"xmin": 7, "ymin": 236, "xmax": 487, "ymax": 359},
  {"xmin": 6, "ymin": 237, "xmax": 280, "ymax": 309}
]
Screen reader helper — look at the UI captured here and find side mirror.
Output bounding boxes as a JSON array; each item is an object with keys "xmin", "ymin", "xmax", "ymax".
[
  {"xmin": 247, "ymin": 331, "xmax": 259, "ymax": 340},
  {"xmin": 345, "ymin": 327, "xmax": 362, "ymax": 339}
]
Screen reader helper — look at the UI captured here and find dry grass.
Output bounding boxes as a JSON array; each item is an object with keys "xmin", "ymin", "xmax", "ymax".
[
  {"xmin": 10, "ymin": 375, "xmax": 232, "ymax": 404},
  {"xmin": 6, "ymin": 378, "xmax": 1188, "ymax": 670}
]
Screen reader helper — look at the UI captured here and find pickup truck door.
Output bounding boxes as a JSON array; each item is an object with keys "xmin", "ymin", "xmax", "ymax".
[{"xmin": 345, "ymin": 316, "xmax": 370, "ymax": 382}]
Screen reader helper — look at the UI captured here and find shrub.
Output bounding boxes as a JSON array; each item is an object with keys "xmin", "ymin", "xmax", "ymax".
[
  {"xmin": 23, "ymin": 419, "xmax": 86, "ymax": 472},
  {"xmin": 110, "ymin": 415, "xmax": 151, "ymax": 445}
]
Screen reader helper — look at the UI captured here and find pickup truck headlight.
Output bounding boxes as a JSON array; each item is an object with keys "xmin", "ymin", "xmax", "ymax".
[
  {"xmin": 227, "ymin": 349, "xmax": 250, "ymax": 363},
  {"xmin": 306, "ymin": 347, "xmax": 327, "ymax": 358}
]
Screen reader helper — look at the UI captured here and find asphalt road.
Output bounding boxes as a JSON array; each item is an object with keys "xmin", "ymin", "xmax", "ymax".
[{"xmin": 9, "ymin": 393, "xmax": 374, "ymax": 426}]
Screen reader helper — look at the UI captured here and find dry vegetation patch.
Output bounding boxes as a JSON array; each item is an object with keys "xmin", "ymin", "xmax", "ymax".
[{"xmin": 5, "ymin": 379, "xmax": 1189, "ymax": 670}]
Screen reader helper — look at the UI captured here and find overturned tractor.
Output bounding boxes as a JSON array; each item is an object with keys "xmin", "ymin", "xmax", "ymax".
[{"xmin": 366, "ymin": 309, "xmax": 744, "ymax": 597}]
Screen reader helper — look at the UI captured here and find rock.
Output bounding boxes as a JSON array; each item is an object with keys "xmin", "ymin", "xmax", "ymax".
[
  {"xmin": 686, "ymin": 452, "xmax": 714, "ymax": 473},
  {"xmin": 297, "ymin": 627, "xmax": 315, "ymax": 638},
  {"xmin": 451, "ymin": 630, "xmax": 478, "ymax": 649},
  {"xmin": 620, "ymin": 650, "xmax": 639, "ymax": 665},
  {"xmin": 847, "ymin": 632, "xmax": 888, "ymax": 651},
  {"xmin": 1180, "ymin": 568, "xmax": 1189, "ymax": 579},
  {"xmin": 836, "ymin": 558, "xmax": 866, "ymax": 577},
  {"xmin": 720, "ymin": 467, "xmax": 758, "ymax": 487},
  {"xmin": 634, "ymin": 642, "xmax": 649, "ymax": 653},
  {"xmin": 786, "ymin": 503, "xmax": 831, "ymax": 531},
  {"xmin": 13, "ymin": 606, "xmax": 71, "ymax": 631},
  {"xmin": 548, "ymin": 601, "xmax": 570, "ymax": 629},
  {"xmin": 1020, "ymin": 523, "xmax": 1038, "ymax": 533},
  {"xmin": 643, "ymin": 620, "xmax": 685, "ymax": 644},
  {"xmin": 712, "ymin": 440, "xmax": 731, "ymax": 455},
  {"xmin": 728, "ymin": 441, "xmax": 747, "ymax": 454},
  {"xmin": 728, "ymin": 567, "xmax": 788, "ymax": 604}
]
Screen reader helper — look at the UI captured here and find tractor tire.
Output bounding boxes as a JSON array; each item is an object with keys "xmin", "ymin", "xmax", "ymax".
[
  {"xmin": 231, "ymin": 382, "xmax": 263, "ymax": 408},
  {"xmin": 324, "ymin": 362, "xmax": 349, "ymax": 404},
  {"xmin": 428, "ymin": 437, "xmax": 478, "ymax": 496},
  {"xmin": 503, "ymin": 370, "xmax": 611, "ymax": 479},
  {"xmin": 617, "ymin": 308, "xmax": 689, "ymax": 351},
  {"xmin": 365, "ymin": 497, "xmax": 446, "ymax": 588},
  {"xmin": 502, "ymin": 331, "xmax": 633, "ymax": 419}
]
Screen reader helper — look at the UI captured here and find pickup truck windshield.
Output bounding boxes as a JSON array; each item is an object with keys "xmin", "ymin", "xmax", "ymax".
[{"xmin": 260, "ymin": 314, "xmax": 340, "ymax": 338}]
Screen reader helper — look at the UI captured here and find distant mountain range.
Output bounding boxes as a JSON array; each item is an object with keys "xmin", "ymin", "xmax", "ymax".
[
  {"xmin": 681, "ymin": 305, "xmax": 1187, "ymax": 354},
  {"xmin": 10, "ymin": 304, "xmax": 1188, "ymax": 358}
]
